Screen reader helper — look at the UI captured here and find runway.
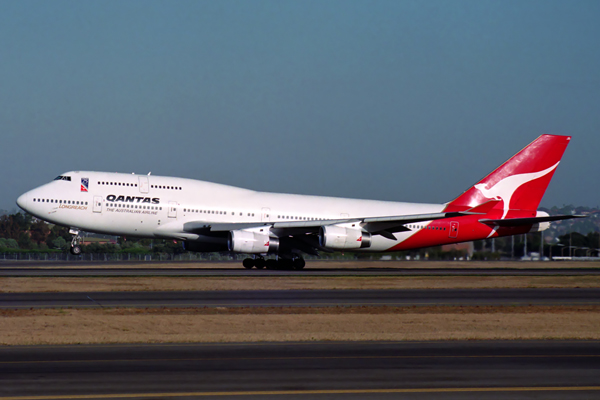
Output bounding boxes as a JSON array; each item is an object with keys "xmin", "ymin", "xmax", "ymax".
[
  {"xmin": 1, "ymin": 341, "xmax": 600, "ymax": 399},
  {"xmin": 2, "ymin": 288, "xmax": 600, "ymax": 309},
  {"xmin": 3, "ymin": 266, "xmax": 600, "ymax": 277}
]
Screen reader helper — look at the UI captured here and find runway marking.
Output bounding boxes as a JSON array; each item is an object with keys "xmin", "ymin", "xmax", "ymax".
[
  {"xmin": 2, "ymin": 386, "xmax": 600, "ymax": 399},
  {"xmin": 3, "ymin": 354, "xmax": 600, "ymax": 364}
]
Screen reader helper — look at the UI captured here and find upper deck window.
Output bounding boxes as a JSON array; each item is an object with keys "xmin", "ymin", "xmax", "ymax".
[{"xmin": 53, "ymin": 176, "xmax": 72, "ymax": 181}]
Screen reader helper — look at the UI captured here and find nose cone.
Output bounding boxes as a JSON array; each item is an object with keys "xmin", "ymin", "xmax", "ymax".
[{"xmin": 16, "ymin": 192, "xmax": 28, "ymax": 211}]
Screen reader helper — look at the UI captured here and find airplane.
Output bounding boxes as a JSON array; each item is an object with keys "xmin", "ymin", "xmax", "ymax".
[{"xmin": 16, "ymin": 134, "xmax": 582, "ymax": 269}]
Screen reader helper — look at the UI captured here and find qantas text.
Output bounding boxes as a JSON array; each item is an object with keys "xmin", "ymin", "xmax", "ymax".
[{"xmin": 106, "ymin": 195, "xmax": 160, "ymax": 204}]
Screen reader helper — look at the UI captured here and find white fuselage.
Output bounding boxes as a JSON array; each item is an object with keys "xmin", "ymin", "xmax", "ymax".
[{"xmin": 17, "ymin": 171, "xmax": 444, "ymax": 251}]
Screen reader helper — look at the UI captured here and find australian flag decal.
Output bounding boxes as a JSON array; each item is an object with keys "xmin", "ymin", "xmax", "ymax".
[{"xmin": 81, "ymin": 178, "xmax": 89, "ymax": 192}]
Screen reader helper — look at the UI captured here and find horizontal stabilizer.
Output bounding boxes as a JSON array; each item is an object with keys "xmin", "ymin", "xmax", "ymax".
[{"xmin": 479, "ymin": 214, "xmax": 585, "ymax": 227}]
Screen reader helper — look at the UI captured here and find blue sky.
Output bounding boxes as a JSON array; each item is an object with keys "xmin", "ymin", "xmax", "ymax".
[{"xmin": 1, "ymin": 0, "xmax": 599, "ymax": 211}]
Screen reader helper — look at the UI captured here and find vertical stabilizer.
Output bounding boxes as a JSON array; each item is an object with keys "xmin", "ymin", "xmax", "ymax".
[{"xmin": 445, "ymin": 135, "xmax": 571, "ymax": 218}]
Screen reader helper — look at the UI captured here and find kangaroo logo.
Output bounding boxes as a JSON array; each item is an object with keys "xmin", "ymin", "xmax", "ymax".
[{"xmin": 474, "ymin": 162, "xmax": 559, "ymax": 220}]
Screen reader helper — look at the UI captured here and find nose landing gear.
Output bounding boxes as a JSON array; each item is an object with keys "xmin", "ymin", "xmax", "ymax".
[{"xmin": 69, "ymin": 228, "xmax": 82, "ymax": 256}]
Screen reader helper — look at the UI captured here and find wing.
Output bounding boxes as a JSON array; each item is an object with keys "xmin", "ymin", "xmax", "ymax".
[{"xmin": 183, "ymin": 209, "xmax": 483, "ymax": 240}]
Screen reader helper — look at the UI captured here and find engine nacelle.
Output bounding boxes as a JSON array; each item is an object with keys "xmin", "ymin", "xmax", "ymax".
[
  {"xmin": 319, "ymin": 226, "xmax": 372, "ymax": 250},
  {"xmin": 228, "ymin": 230, "xmax": 279, "ymax": 254}
]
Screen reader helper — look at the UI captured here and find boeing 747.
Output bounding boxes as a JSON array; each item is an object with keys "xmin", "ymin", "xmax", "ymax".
[{"xmin": 16, "ymin": 134, "xmax": 581, "ymax": 269}]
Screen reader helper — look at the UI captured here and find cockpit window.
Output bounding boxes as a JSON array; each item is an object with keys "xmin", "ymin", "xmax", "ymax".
[{"xmin": 53, "ymin": 176, "xmax": 72, "ymax": 181}]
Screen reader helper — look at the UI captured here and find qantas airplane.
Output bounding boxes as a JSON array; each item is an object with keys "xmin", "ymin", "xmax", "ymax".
[{"xmin": 16, "ymin": 134, "xmax": 581, "ymax": 269}]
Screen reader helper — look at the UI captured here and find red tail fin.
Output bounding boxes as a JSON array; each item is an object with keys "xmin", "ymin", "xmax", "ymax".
[{"xmin": 445, "ymin": 134, "xmax": 571, "ymax": 218}]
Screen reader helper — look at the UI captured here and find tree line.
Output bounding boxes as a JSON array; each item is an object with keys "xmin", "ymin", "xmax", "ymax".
[{"xmin": 0, "ymin": 212, "xmax": 183, "ymax": 254}]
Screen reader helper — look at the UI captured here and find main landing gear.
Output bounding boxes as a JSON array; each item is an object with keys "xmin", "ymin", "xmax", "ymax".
[
  {"xmin": 69, "ymin": 228, "xmax": 82, "ymax": 256},
  {"xmin": 242, "ymin": 256, "xmax": 305, "ymax": 270}
]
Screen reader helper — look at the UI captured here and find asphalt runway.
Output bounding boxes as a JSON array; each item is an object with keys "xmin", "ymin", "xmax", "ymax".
[
  {"xmin": 1, "ymin": 341, "xmax": 600, "ymax": 399},
  {"xmin": 3, "ymin": 266, "xmax": 600, "ymax": 277},
  {"xmin": 2, "ymin": 288, "xmax": 600, "ymax": 309}
]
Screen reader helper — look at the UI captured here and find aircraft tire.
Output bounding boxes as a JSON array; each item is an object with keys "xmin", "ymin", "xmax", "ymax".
[
  {"xmin": 254, "ymin": 258, "xmax": 266, "ymax": 269},
  {"xmin": 293, "ymin": 258, "xmax": 305, "ymax": 270},
  {"xmin": 265, "ymin": 259, "xmax": 278, "ymax": 269},
  {"xmin": 278, "ymin": 259, "xmax": 293, "ymax": 270},
  {"xmin": 242, "ymin": 258, "xmax": 255, "ymax": 269},
  {"xmin": 70, "ymin": 246, "xmax": 82, "ymax": 256}
]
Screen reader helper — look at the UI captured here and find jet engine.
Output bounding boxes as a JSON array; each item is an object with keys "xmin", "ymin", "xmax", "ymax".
[
  {"xmin": 319, "ymin": 226, "xmax": 372, "ymax": 250},
  {"xmin": 228, "ymin": 230, "xmax": 279, "ymax": 254}
]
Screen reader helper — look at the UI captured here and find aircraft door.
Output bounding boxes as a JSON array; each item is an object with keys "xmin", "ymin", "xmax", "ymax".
[
  {"xmin": 261, "ymin": 208, "xmax": 271, "ymax": 222},
  {"xmin": 93, "ymin": 196, "xmax": 102, "ymax": 213},
  {"xmin": 449, "ymin": 221, "xmax": 459, "ymax": 239},
  {"xmin": 168, "ymin": 201, "xmax": 177, "ymax": 218},
  {"xmin": 138, "ymin": 176, "xmax": 149, "ymax": 193}
]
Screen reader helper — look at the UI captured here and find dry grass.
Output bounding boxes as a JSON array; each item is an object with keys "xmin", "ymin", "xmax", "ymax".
[
  {"xmin": 2, "ymin": 306, "xmax": 599, "ymax": 345},
  {"xmin": 2, "ymin": 275, "xmax": 600, "ymax": 293},
  {"xmin": 3, "ymin": 260, "xmax": 599, "ymax": 345}
]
